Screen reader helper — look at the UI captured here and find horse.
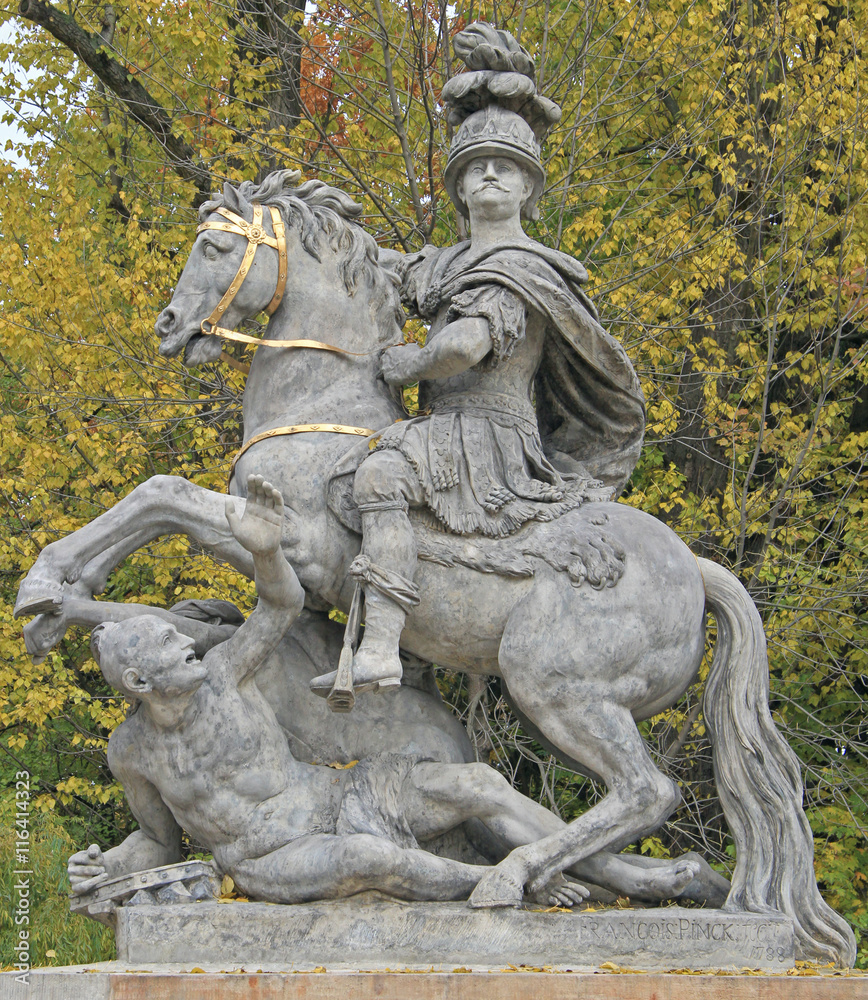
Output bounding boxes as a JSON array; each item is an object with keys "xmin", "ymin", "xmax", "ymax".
[{"xmin": 14, "ymin": 169, "xmax": 855, "ymax": 965}]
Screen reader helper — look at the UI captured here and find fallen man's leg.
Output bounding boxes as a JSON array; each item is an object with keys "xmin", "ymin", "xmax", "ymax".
[{"xmin": 228, "ymin": 832, "xmax": 490, "ymax": 904}]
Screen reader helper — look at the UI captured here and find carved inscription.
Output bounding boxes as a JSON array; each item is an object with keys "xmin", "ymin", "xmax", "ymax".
[
  {"xmin": 574, "ymin": 914, "xmax": 793, "ymax": 965},
  {"xmin": 117, "ymin": 902, "xmax": 798, "ymax": 971}
]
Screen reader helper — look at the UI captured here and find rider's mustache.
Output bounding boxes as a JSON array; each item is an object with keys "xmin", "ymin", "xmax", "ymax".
[{"xmin": 471, "ymin": 179, "xmax": 510, "ymax": 193}]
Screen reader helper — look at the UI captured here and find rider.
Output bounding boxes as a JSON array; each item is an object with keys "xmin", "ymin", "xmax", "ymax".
[{"xmin": 311, "ymin": 39, "xmax": 645, "ymax": 697}]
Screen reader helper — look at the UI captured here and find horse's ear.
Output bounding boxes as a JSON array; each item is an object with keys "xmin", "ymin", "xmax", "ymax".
[
  {"xmin": 221, "ymin": 181, "xmax": 255, "ymax": 219},
  {"xmin": 222, "ymin": 181, "xmax": 240, "ymax": 213},
  {"xmin": 235, "ymin": 187, "xmax": 254, "ymax": 219}
]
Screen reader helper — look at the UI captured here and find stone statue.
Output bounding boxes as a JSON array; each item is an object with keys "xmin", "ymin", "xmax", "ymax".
[
  {"xmin": 309, "ymin": 24, "xmax": 645, "ymax": 696},
  {"xmin": 67, "ymin": 474, "xmax": 721, "ymax": 910},
  {"xmin": 23, "ymin": 582, "xmax": 477, "ymax": 773},
  {"xmin": 13, "ymin": 23, "xmax": 856, "ymax": 967}
]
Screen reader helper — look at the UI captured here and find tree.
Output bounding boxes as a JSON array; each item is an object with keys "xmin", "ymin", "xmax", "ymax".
[{"xmin": 0, "ymin": 0, "xmax": 865, "ymax": 966}]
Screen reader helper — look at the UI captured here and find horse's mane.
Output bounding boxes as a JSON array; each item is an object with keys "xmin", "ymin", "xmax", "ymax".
[{"xmin": 199, "ymin": 170, "xmax": 403, "ymax": 330}]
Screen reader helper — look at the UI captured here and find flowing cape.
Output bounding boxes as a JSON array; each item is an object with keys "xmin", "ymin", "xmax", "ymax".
[{"xmin": 400, "ymin": 240, "xmax": 646, "ymax": 495}]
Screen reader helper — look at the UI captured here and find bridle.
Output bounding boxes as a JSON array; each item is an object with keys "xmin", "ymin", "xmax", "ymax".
[
  {"xmin": 195, "ymin": 202, "xmax": 382, "ymax": 479},
  {"xmin": 195, "ymin": 203, "xmax": 363, "ymax": 357},
  {"xmin": 197, "ymin": 204, "xmax": 287, "ymax": 347}
]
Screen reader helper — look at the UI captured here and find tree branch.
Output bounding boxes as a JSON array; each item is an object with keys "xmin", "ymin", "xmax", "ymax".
[
  {"xmin": 17, "ymin": 0, "xmax": 213, "ymax": 200},
  {"xmin": 372, "ymin": 0, "xmax": 427, "ymax": 233}
]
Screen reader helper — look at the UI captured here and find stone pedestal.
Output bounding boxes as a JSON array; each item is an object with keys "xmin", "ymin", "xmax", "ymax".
[
  {"xmin": 3, "ymin": 965, "xmax": 865, "ymax": 1000},
  {"xmin": 111, "ymin": 897, "xmax": 795, "ymax": 972}
]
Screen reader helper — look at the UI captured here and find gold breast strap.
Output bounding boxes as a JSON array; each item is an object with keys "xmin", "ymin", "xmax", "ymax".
[{"xmin": 229, "ymin": 423, "xmax": 374, "ymax": 479}]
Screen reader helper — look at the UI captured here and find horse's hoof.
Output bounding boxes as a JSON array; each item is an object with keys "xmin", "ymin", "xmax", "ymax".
[
  {"xmin": 14, "ymin": 570, "xmax": 69, "ymax": 619},
  {"xmin": 14, "ymin": 589, "xmax": 64, "ymax": 619},
  {"xmin": 468, "ymin": 868, "xmax": 525, "ymax": 909}
]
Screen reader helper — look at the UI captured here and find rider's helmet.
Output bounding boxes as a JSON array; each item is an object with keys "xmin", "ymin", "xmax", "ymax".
[
  {"xmin": 443, "ymin": 105, "xmax": 545, "ymax": 221},
  {"xmin": 440, "ymin": 23, "xmax": 561, "ymax": 222}
]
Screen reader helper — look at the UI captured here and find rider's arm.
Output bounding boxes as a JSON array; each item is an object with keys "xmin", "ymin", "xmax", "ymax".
[
  {"xmin": 381, "ymin": 316, "xmax": 491, "ymax": 384},
  {"xmin": 381, "ymin": 283, "xmax": 528, "ymax": 385},
  {"xmin": 414, "ymin": 316, "xmax": 492, "ymax": 379}
]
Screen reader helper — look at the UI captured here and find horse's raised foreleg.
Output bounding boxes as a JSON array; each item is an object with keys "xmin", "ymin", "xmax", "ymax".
[
  {"xmin": 22, "ymin": 592, "xmax": 241, "ymax": 665},
  {"xmin": 14, "ymin": 475, "xmax": 254, "ymax": 620}
]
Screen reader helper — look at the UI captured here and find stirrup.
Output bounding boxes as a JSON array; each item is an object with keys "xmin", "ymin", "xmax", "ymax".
[{"xmin": 309, "ymin": 663, "xmax": 402, "ymax": 699}]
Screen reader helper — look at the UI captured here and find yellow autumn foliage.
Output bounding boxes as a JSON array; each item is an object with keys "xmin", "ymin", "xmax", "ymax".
[{"xmin": 0, "ymin": 0, "xmax": 864, "ymax": 965}]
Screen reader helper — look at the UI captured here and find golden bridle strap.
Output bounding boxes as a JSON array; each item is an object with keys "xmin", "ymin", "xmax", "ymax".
[
  {"xmin": 198, "ymin": 204, "xmax": 287, "ymax": 322},
  {"xmin": 229, "ymin": 423, "xmax": 375, "ymax": 480},
  {"xmin": 197, "ymin": 204, "xmax": 390, "ymax": 476},
  {"xmin": 196, "ymin": 203, "xmax": 364, "ymax": 357}
]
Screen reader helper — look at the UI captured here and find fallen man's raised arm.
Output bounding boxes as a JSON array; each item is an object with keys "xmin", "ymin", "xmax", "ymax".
[{"xmin": 220, "ymin": 475, "xmax": 304, "ymax": 681}]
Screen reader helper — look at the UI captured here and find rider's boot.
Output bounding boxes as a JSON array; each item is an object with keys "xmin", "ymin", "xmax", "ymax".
[
  {"xmin": 310, "ymin": 503, "xmax": 419, "ymax": 696},
  {"xmin": 343, "ymin": 588, "xmax": 407, "ymax": 693}
]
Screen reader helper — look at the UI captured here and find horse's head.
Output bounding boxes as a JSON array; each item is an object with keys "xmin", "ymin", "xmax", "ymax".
[
  {"xmin": 156, "ymin": 169, "xmax": 403, "ymax": 367},
  {"xmin": 156, "ymin": 170, "xmax": 301, "ymax": 366}
]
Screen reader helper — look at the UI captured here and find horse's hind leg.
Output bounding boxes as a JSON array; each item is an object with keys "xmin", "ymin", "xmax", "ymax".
[
  {"xmin": 469, "ymin": 688, "xmax": 681, "ymax": 907},
  {"xmin": 15, "ymin": 475, "xmax": 252, "ymax": 618}
]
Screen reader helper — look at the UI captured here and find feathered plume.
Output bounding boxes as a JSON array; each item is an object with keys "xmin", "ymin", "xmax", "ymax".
[{"xmin": 442, "ymin": 23, "xmax": 561, "ymax": 140}]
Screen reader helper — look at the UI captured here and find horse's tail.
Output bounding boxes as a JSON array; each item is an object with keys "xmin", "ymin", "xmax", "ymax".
[{"xmin": 698, "ymin": 557, "xmax": 856, "ymax": 968}]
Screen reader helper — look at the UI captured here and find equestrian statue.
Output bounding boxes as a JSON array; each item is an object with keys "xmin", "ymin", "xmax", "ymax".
[{"xmin": 14, "ymin": 23, "xmax": 855, "ymax": 966}]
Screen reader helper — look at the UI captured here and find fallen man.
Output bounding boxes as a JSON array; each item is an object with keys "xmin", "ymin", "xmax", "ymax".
[{"xmin": 69, "ymin": 475, "xmax": 726, "ymax": 908}]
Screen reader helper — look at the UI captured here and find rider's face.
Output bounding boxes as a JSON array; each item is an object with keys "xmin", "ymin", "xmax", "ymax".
[{"xmin": 458, "ymin": 157, "xmax": 532, "ymax": 222}]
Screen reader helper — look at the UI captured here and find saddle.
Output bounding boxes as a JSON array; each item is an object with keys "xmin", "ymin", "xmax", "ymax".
[{"xmin": 327, "ymin": 442, "xmax": 625, "ymax": 590}]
